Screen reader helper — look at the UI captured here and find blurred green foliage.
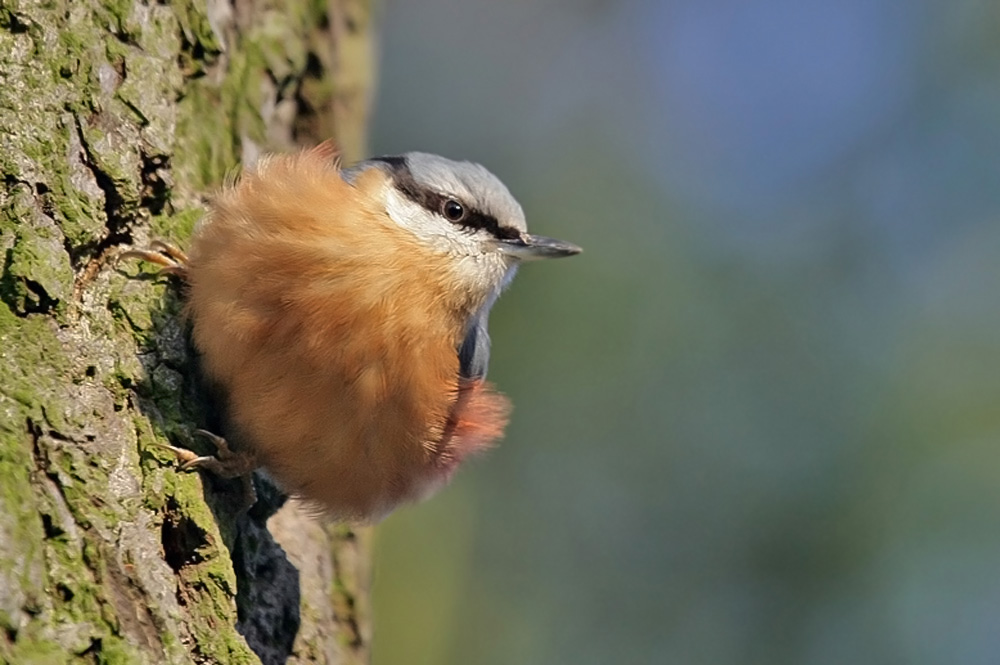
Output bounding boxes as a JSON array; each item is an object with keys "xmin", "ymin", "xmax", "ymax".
[{"xmin": 369, "ymin": 2, "xmax": 1000, "ymax": 664}]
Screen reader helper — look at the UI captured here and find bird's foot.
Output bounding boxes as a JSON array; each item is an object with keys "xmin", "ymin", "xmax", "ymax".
[
  {"xmin": 120, "ymin": 240, "xmax": 190, "ymax": 279},
  {"xmin": 161, "ymin": 429, "xmax": 258, "ymax": 511}
]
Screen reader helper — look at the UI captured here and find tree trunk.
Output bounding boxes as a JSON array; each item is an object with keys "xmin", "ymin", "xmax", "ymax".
[{"xmin": 0, "ymin": 1, "xmax": 377, "ymax": 663}]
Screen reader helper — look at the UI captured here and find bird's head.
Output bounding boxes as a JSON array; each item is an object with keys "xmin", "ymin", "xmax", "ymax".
[{"xmin": 345, "ymin": 152, "xmax": 581, "ymax": 311}]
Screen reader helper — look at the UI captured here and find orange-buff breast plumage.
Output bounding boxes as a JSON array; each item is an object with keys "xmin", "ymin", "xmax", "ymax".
[{"xmin": 185, "ymin": 146, "xmax": 511, "ymax": 521}]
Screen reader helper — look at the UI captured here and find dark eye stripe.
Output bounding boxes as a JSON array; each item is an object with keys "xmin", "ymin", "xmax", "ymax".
[
  {"xmin": 370, "ymin": 155, "xmax": 407, "ymax": 169},
  {"xmin": 371, "ymin": 155, "xmax": 521, "ymax": 241}
]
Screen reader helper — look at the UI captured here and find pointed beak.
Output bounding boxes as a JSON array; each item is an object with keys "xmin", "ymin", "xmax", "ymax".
[{"xmin": 497, "ymin": 233, "xmax": 582, "ymax": 261}]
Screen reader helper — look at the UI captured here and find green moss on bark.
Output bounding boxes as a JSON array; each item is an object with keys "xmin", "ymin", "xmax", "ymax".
[{"xmin": 2, "ymin": 0, "xmax": 376, "ymax": 661}]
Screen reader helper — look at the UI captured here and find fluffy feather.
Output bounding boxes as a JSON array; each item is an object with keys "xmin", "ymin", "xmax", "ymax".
[{"xmin": 185, "ymin": 144, "xmax": 510, "ymax": 521}]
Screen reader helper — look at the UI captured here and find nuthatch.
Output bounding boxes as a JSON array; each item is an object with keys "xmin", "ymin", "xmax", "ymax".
[{"xmin": 129, "ymin": 143, "xmax": 580, "ymax": 521}]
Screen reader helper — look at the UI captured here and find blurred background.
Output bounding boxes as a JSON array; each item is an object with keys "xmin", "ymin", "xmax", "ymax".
[{"xmin": 367, "ymin": 1, "xmax": 1000, "ymax": 663}]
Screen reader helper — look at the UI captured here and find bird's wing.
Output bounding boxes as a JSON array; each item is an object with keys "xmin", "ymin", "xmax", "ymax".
[{"xmin": 458, "ymin": 307, "xmax": 492, "ymax": 380}]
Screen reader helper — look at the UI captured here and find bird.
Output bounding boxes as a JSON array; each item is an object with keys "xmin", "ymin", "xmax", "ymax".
[{"xmin": 125, "ymin": 142, "xmax": 580, "ymax": 522}]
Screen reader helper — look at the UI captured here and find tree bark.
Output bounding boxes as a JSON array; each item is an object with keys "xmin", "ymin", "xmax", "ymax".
[{"xmin": 0, "ymin": 1, "xmax": 377, "ymax": 663}]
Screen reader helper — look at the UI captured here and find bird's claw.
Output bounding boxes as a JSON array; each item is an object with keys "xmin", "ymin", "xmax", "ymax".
[
  {"xmin": 156, "ymin": 430, "xmax": 259, "ymax": 512},
  {"xmin": 158, "ymin": 429, "xmax": 256, "ymax": 479},
  {"xmin": 120, "ymin": 239, "xmax": 190, "ymax": 279}
]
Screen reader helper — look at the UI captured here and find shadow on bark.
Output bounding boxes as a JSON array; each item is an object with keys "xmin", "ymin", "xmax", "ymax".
[{"xmin": 125, "ymin": 266, "xmax": 303, "ymax": 665}]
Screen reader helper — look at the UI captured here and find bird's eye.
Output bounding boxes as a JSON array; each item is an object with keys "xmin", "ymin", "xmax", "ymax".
[{"xmin": 442, "ymin": 199, "xmax": 466, "ymax": 222}]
